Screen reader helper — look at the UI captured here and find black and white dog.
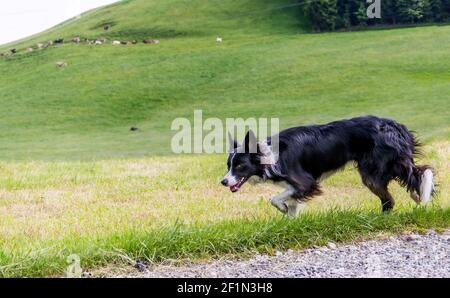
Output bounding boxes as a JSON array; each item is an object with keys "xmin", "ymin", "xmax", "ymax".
[{"xmin": 222, "ymin": 116, "xmax": 435, "ymax": 216}]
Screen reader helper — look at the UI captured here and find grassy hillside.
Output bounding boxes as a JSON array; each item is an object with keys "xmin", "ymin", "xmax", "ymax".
[
  {"xmin": 0, "ymin": 0, "xmax": 449, "ymax": 277},
  {"xmin": 0, "ymin": 0, "xmax": 449, "ymax": 160}
]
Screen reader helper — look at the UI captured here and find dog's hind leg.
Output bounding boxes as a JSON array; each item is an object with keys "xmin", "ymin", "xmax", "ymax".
[
  {"xmin": 370, "ymin": 183, "xmax": 395, "ymax": 212},
  {"xmin": 360, "ymin": 174, "xmax": 395, "ymax": 212}
]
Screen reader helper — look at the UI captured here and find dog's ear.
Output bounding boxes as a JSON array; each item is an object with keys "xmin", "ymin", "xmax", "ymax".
[
  {"xmin": 258, "ymin": 140, "xmax": 276, "ymax": 165},
  {"xmin": 243, "ymin": 130, "xmax": 258, "ymax": 154},
  {"xmin": 228, "ymin": 132, "xmax": 239, "ymax": 152}
]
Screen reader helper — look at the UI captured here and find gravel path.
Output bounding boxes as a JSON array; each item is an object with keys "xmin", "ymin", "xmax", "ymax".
[{"xmin": 122, "ymin": 230, "xmax": 450, "ymax": 278}]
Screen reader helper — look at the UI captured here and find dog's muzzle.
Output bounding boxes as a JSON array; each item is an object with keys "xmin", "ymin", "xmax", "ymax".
[{"xmin": 221, "ymin": 176, "xmax": 247, "ymax": 193}]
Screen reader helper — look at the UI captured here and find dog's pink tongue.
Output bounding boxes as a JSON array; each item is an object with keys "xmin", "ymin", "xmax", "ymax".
[{"xmin": 230, "ymin": 185, "xmax": 239, "ymax": 192}]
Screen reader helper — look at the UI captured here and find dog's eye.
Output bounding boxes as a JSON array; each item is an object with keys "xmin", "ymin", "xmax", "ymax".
[{"xmin": 235, "ymin": 164, "xmax": 242, "ymax": 170}]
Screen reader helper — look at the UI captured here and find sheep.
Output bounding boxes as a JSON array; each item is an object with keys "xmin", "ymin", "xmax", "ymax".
[
  {"xmin": 56, "ymin": 61, "xmax": 67, "ymax": 68},
  {"xmin": 72, "ymin": 37, "xmax": 81, "ymax": 43},
  {"xmin": 26, "ymin": 48, "xmax": 34, "ymax": 53},
  {"xmin": 216, "ymin": 36, "xmax": 223, "ymax": 43},
  {"xmin": 37, "ymin": 43, "xmax": 45, "ymax": 49},
  {"xmin": 112, "ymin": 40, "xmax": 121, "ymax": 45},
  {"xmin": 94, "ymin": 40, "xmax": 103, "ymax": 45},
  {"xmin": 10, "ymin": 49, "xmax": 17, "ymax": 54},
  {"xmin": 143, "ymin": 39, "xmax": 160, "ymax": 44},
  {"xmin": 54, "ymin": 38, "xmax": 64, "ymax": 44}
]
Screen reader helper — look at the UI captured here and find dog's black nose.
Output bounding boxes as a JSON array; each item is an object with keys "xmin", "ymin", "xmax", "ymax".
[{"xmin": 221, "ymin": 179, "xmax": 228, "ymax": 186}]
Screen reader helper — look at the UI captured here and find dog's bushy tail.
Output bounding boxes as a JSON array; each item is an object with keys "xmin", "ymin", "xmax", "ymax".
[
  {"xmin": 397, "ymin": 163, "xmax": 435, "ymax": 204},
  {"xmin": 385, "ymin": 119, "xmax": 435, "ymax": 204}
]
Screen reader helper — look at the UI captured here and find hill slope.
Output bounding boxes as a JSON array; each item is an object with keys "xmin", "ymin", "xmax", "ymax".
[
  {"xmin": 0, "ymin": 0, "xmax": 449, "ymax": 160},
  {"xmin": 0, "ymin": 1, "xmax": 449, "ymax": 278}
]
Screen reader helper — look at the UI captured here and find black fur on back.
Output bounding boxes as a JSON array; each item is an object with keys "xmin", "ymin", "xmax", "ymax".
[{"xmin": 261, "ymin": 115, "xmax": 433, "ymax": 211}]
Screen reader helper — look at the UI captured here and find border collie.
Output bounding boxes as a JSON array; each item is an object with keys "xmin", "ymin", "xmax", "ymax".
[{"xmin": 221, "ymin": 116, "xmax": 435, "ymax": 217}]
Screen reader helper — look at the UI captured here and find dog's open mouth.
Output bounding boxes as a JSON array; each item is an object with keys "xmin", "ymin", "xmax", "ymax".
[{"xmin": 230, "ymin": 177, "xmax": 247, "ymax": 193}]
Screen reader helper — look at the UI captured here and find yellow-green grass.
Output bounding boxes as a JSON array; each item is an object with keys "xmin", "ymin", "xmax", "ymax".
[{"xmin": 0, "ymin": 141, "xmax": 448, "ymax": 277}]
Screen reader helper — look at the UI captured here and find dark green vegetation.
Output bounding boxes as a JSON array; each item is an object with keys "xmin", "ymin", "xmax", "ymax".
[{"xmin": 304, "ymin": 0, "xmax": 450, "ymax": 31}]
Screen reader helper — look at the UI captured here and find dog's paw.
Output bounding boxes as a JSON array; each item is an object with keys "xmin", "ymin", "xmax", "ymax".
[
  {"xmin": 410, "ymin": 190, "xmax": 421, "ymax": 204},
  {"xmin": 285, "ymin": 199, "xmax": 305, "ymax": 218},
  {"xmin": 270, "ymin": 198, "xmax": 288, "ymax": 214}
]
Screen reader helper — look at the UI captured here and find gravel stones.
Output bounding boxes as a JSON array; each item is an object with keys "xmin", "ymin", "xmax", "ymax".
[{"xmin": 117, "ymin": 230, "xmax": 450, "ymax": 278}]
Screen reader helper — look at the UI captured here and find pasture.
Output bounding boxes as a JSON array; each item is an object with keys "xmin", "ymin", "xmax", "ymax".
[
  {"xmin": 0, "ymin": 142, "xmax": 448, "ymax": 277},
  {"xmin": 0, "ymin": 0, "xmax": 449, "ymax": 276}
]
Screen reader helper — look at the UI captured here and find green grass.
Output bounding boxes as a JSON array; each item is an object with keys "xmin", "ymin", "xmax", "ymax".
[
  {"xmin": 0, "ymin": 142, "xmax": 449, "ymax": 277},
  {"xmin": 0, "ymin": 0, "xmax": 449, "ymax": 160},
  {"xmin": 2, "ymin": 208, "xmax": 449, "ymax": 277},
  {"xmin": 0, "ymin": 0, "xmax": 449, "ymax": 277}
]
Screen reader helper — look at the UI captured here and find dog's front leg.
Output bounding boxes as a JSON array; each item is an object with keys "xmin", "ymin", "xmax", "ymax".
[
  {"xmin": 284, "ymin": 198, "xmax": 305, "ymax": 217},
  {"xmin": 270, "ymin": 185, "xmax": 295, "ymax": 215}
]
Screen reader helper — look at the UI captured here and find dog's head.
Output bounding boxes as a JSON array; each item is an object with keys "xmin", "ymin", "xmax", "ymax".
[{"xmin": 221, "ymin": 130, "xmax": 276, "ymax": 192}]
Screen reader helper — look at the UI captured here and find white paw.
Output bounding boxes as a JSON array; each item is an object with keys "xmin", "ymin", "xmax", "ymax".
[
  {"xmin": 285, "ymin": 198, "xmax": 304, "ymax": 217},
  {"xmin": 270, "ymin": 198, "xmax": 288, "ymax": 214}
]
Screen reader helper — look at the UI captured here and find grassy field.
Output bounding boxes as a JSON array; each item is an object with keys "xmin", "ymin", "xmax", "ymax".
[
  {"xmin": 0, "ymin": 0, "xmax": 449, "ymax": 160},
  {"xmin": 0, "ymin": 142, "xmax": 449, "ymax": 277},
  {"xmin": 0, "ymin": 0, "xmax": 449, "ymax": 277}
]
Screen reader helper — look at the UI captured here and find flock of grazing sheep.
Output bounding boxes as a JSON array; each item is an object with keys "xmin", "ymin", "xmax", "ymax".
[
  {"xmin": 1, "ymin": 34, "xmax": 224, "ymax": 60},
  {"xmin": 0, "ymin": 36, "xmax": 161, "ymax": 59},
  {"xmin": 1, "ymin": 20, "xmax": 223, "ymax": 59}
]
